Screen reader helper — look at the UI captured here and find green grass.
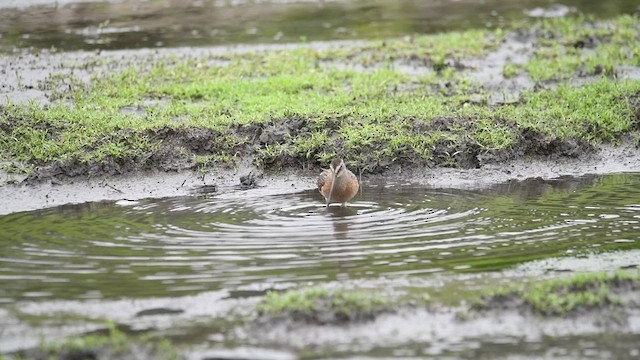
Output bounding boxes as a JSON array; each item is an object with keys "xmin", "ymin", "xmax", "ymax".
[
  {"xmin": 1, "ymin": 14, "xmax": 639, "ymax": 176},
  {"xmin": 482, "ymin": 270, "xmax": 640, "ymax": 315},
  {"xmin": 257, "ymin": 287, "xmax": 391, "ymax": 323},
  {"xmin": 41, "ymin": 321, "xmax": 129, "ymax": 354},
  {"xmin": 523, "ymin": 14, "xmax": 640, "ymax": 82},
  {"xmin": 502, "ymin": 62, "xmax": 521, "ymax": 78},
  {"xmin": 317, "ymin": 27, "xmax": 502, "ymax": 67},
  {"xmin": 494, "ymin": 79, "xmax": 638, "ymax": 142},
  {"xmin": 256, "ymin": 270, "xmax": 640, "ymax": 322},
  {"xmin": 9, "ymin": 321, "xmax": 181, "ymax": 360}
]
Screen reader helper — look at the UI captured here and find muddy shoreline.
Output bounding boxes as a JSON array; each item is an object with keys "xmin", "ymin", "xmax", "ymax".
[
  {"xmin": 2, "ymin": 141, "xmax": 639, "ymax": 215},
  {"xmin": 6, "ymin": 257, "xmax": 640, "ymax": 359}
]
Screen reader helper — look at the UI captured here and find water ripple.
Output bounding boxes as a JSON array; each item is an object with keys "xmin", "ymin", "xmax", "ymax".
[{"xmin": 1, "ymin": 174, "xmax": 640, "ymax": 300}]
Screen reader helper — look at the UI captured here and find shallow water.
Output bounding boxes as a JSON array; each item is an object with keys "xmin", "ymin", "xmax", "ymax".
[
  {"xmin": 1, "ymin": 173, "xmax": 639, "ymax": 303},
  {"xmin": 1, "ymin": 0, "xmax": 638, "ymax": 51},
  {"xmin": 1, "ymin": 173, "xmax": 640, "ymax": 354},
  {"xmin": 0, "ymin": 175, "xmax": 640, "ymax": 303}
]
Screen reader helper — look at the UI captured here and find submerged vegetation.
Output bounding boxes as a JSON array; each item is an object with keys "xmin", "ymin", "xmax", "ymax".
[{"xmin": 1, "ymin": 14, "xmax": 640, "ymax": 180}]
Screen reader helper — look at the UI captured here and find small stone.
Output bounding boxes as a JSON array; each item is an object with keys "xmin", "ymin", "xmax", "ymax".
[{"xmin": 240, "ymin": 173, "xmax": 258, "ymax": 188}]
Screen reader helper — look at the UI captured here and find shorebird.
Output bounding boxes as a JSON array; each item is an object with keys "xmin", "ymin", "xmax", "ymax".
[{"xmin": 317, "ymin": 158, "xmax": 359, "ymax": 207}]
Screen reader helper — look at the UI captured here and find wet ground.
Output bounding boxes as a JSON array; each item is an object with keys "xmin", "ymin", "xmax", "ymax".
[
  {"xmin": 3, "ymin": 140, "xmax": 640, "ymax": 215},
  {"xmin": 2, "ymin": 0, "xmax": 640, "ymax": 359},
  {"xmin": 1, "ymin": 173, "xmax": 640, "ymax": 358}
]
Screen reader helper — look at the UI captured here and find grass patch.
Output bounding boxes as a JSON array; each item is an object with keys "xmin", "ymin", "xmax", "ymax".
[
  {"xmin": 522, "ymin": 14, "xmax": 640, "ymax": 82},
  {"xmin": 11, "ymin": 321, "xmax": 181, "ymax": 360},
  {"xmin": 318, "ymin": 27, "xmax": 502, "ymax": 67},
  {"xmin": 257, "ymin": 287, "xmax": 392, "ymax": 324},
  {"xmin": 502, "ymin": 62, "xmax": 521, "ymax": 78},
  {"xmin": 478, "ymin": 270, "xmax": 640, "ymax": 316}
]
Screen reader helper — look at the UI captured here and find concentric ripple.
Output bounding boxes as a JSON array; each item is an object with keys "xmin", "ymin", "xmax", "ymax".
[{"xmin": 1, "ymin": 174, "xmax": 640, "ymax": 301}]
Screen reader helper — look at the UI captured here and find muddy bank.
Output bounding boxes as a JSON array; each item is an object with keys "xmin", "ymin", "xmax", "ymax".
[
  {"xmin": 2, "ymin": 141, "xmax": 640, "ymax": 215},
  {"xmin": 248, "ymin": 268, "xmax": 640, "ymax": 359},
  {"xmin": 252, "ymin": 306, "xmax": 640, "ymax": 359},
  {"xmin": 251, "ymin": 303, "xmax": 640, "ymax": 359},
  {"xmin": 0, "ymin": 161, "xmax": 312, "ymax": 214}
]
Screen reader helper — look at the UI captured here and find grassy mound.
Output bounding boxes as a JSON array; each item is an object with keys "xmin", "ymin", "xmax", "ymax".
[{"xmin": 1, "ymin": 15, "xmax": 639, "ymax": 180}]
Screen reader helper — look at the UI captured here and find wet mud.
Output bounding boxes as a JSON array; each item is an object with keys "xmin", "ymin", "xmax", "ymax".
[
  {"xmin": 250, "ymin": 303, "xmax": 640, "ymax": 359},
  {"xmin": 5, "ymin": 106, "xmax": 596, "ymax": 183},
  {"xmin": 248, "ymin": 266, "xmax": 640, "ymax": 359},
  {"xmin": 16, "ymin": 342, "xmax": 170, "ymax": 360},
  {"xmin": 3, "ymin": 140, "xmax": 640, "ymax": 215}
]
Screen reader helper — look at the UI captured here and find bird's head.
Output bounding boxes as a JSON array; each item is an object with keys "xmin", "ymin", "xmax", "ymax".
[{"xmin": 329, "ymin": 158, "xmax": 345, "ymax": 176}]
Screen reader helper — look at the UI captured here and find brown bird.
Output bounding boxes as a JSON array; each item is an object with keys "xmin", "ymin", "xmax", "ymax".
[{"xmin": 317, "ymin": 158, "xmax": 359, "ymax": 207}]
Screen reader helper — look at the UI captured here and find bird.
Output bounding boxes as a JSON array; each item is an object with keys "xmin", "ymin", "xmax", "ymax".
[{"xmin": 317, "ymin": 158, "xmax": 359, "ymax": 207}]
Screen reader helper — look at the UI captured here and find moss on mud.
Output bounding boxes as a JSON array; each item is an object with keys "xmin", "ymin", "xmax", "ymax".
[{"xmin": 1, "ymin": 15, "xmax": 640, "ymax": 180}]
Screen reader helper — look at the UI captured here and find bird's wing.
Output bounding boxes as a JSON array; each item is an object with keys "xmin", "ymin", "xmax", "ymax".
[{"xmin": 317, "ymin": 169, "xmax": 331, "ymax": 191}]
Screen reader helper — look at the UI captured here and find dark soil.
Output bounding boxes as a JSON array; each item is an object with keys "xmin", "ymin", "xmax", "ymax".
[
  {"xmin": 257, "ymin": 307, "xmax": 388, "ymax": 326},
  {"xmin": 239, "ymin": 172, "xmax": 259, "ymax": 189}
]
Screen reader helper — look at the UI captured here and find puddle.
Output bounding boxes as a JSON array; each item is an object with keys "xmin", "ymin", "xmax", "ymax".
[
  {"xmin": 1, "ymin": 173, "xmax": 640, "ymax": 356},
  {"xmin": 2, "ymin": 173, "xmax": 639, "ymax": 301},
  {"xmin": 1, "ymin": 0, "xmax": 639, "ymax": 51}
]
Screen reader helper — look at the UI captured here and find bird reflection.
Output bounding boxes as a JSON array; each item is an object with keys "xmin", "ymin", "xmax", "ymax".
[{"xmin": 326, "ymin": 205, "xmax": 357, "ymax": 240}]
